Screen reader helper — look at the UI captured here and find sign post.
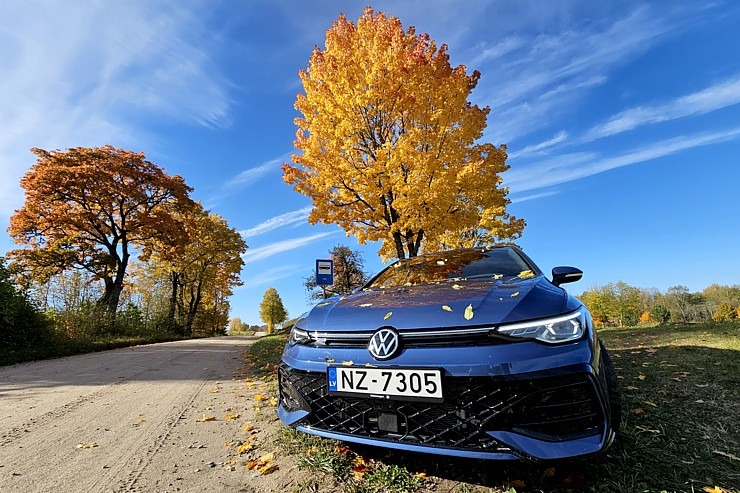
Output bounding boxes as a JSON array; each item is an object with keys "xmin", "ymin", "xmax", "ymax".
[{"xmin": 316, "ymin": 259, "xmax": 334, "ymax": 298}]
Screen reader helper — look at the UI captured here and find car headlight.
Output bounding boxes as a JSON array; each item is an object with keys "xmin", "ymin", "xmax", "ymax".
[
  {"xmin": 289, "ymin": 326, "xmax": 312, "ymax": 346},
  {"xmin": 495, "ymin": 310, "xmax": 585, "ymax": 344}
]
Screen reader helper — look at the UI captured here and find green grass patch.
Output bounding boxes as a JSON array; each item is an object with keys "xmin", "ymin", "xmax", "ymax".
[
  {"xmin": 0, "ymin": 333, "xmax": 184, "ymax": 366},
  {"xmin": 247, "ymin": 333, "xmax": 288, "ymax": 378},
  {"xmin": 265, "ymin": 323, "xmax": 740, "ymax": 493}
]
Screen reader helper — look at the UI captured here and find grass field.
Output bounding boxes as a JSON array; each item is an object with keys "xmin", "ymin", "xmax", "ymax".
[
  {"xmin": 0, "ymin": 334, "xmax": 184, "ymax": 366},
  {"xmin": 248, "ymin": 323, "xmax": 740, "ymax": 493}
]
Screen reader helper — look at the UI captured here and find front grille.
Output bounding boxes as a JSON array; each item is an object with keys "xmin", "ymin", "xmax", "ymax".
[
  {"xmin": 279, "ymin": 365, "xmax": 604, "ymax": 452},
  {"xmin": 299, "ymin": 326, "xmax": 503, "ymax": 349}
]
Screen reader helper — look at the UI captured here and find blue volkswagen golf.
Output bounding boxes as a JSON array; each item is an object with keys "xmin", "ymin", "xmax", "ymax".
[{"xmin": 278, "ymin": 246, "xmax": 621, "ymax": 461}]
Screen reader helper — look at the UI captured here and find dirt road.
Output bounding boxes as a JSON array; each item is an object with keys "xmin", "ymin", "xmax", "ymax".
[{"xmin": 0, "ymin": 337, "xmax": 289, "ymax": 493}]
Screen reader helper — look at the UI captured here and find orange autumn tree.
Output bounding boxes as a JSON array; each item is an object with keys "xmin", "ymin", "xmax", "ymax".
[
  {"xmin": 283, "ymin": 8, "xmax": 525, "ymax": 260},
  {"xmin": 141, "ymin": 203, "xmax": 247, "ymax": 335},
  {"xmin": 8, "ymin": 145, "xmax": 194, "ymax": 317}
]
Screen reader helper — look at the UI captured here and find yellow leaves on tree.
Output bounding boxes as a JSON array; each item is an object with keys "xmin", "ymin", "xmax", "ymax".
[
  {"xmin": 258, "ymin": 287, "xmax": 287, "ymax": 334},
  {"xmin": 282, "ymin": 8, "xmax": 524, "ymax": 261},
  {"xmin": 141, "ymin": 202, "xmax": 247, "ymax": 336},
  {"xmin": 8, "ymin": 145, "xmax": 193, "ymax": 316}
]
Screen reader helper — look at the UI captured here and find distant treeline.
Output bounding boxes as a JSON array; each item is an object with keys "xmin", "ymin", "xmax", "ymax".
[{"xmin": 579, "ymin": 282, "xmax": 740, "ymax": 327}]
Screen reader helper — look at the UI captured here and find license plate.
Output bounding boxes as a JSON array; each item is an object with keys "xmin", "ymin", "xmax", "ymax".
[{"xmin": 327, "ymin": 366, "xmax": 443, "ymax": 402}]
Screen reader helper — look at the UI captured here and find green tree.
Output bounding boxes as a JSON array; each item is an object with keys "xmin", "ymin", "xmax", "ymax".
[
  {"xmin": 0, "ymin": 259, "xmax": 51, "ymax": 348},
  {"xmin": 304, "ymin": 244, "xmax": 369, "ymax": 300},
  {"xmin": 650, "ymin": 304, "xmax": 671, "ymax": 325},
  {"xmin": 259, "ymin": 287, "xmax": 287, "ymax": 334}
]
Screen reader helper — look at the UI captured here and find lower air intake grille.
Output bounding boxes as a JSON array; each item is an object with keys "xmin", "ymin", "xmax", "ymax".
[{"xmin": 279, "ymin": 365, "xmax": 604, "ymax": 452}]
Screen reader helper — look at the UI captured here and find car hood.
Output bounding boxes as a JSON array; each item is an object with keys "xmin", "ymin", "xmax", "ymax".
[{"xmin": 299, "ymin": 276, "xmax": 570, "ymax": 332}]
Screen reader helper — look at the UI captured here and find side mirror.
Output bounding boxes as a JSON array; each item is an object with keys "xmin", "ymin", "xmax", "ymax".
[{"xmin": 552, "ymin": 266, "xmax": 583, "ymax": 286}]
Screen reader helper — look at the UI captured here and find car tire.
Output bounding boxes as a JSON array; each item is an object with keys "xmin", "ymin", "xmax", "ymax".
[{"xmin": 600, "ymin": 342, "xmax": 622, "ymax": 433}]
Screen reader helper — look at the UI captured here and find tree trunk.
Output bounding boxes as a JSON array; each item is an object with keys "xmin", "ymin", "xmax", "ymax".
[{"xmin": 392, "ymin": 231, "xmax": 406, "ymax": 260}]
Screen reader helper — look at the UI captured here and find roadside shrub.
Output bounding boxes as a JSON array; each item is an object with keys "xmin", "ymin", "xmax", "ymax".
[
  {"xmin": 0, "ymin": 261, "xmax": 52, "ymax": 348},
  {"xmin": 712, "ymin": 303, "xmax": 737, "ymax": 322},
  {"xmin": 650, "ymin": 304, "xmax": 671, "ymax": 325}
]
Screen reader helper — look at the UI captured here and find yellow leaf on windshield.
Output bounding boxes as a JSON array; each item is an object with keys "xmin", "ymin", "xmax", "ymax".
[
  {"xmin": 442, "ymin": 305, "xmax": 452, "ymax": 312},
  {"xmin": 518, "ymin": 270, "xmax": 535, "ymax": 279},
  {"xmin": 511, "ymin": 292, "xmax": 520, "ymax": 297},
  {"xmin": 384, "ymin": 311, "xmax": 392, "ymax": 320}
]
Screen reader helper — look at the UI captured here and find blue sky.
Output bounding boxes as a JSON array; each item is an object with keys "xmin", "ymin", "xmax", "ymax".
[{"xmin": 1, "ymin": 1, "xmax": 739, "ymax": 325}]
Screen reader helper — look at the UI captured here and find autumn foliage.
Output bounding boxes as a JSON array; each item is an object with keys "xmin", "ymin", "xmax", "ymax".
[{"xmin": 283, "ymin": 8, "xmax": 524, "ymax": 260}]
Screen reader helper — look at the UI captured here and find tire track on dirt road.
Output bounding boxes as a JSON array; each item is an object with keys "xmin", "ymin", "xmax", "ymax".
[{"xmin": 0, "ymin": 337, "xmax": 256, "ymax": 493}]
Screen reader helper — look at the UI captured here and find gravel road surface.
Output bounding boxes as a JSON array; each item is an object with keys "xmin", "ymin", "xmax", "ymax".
[{"xmin": 0, "ymin": 337, "xmax": 284, "ymax": 493}]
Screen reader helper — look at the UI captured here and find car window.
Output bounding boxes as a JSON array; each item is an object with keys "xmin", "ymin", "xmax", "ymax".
[{"xmin": 368, "ymin": 248, "xmax": 532, "ymax": 288}]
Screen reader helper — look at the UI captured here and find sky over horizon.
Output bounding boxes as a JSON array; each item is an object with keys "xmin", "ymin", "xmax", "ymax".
[{"xmin": 1, "ymin": 0, "xmax": 739, "ymax": 325}]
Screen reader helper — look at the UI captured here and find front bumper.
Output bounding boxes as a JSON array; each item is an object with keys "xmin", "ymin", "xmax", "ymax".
[{"xmin": 278, "ymin": 338, "xmax": 614, "ymax": 460}]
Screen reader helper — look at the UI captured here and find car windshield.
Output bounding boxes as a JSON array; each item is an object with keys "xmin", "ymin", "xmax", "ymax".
[{"xmin": 367, "ymin": 248, "xmax": 534, "ymax": 288}]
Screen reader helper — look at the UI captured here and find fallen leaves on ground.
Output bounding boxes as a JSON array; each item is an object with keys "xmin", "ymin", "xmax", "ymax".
[
  {"xmin": 76, "ymin": 442, "xmax": 98, "ymax": 449},
  {"xmin": 247, "ymin": 452, "xmax": 278, "ymax": 475},
  {"xmin": 352, "ymin": 456, "xmax": 372, "ymax": 480},
  {"xmin": 703, "ymin": 487, "xmax": 731, "ymax": 493},
  {"xmin": 254, "ymin": 394, "xmax": 266, "ymax": 402},
  {"xmin": 505, "ymin": 479, "xmax": 526, "ymax": 490},
  {"xmin": 196, "ymin": 415, "xmax": 216, "ymax": 422},
  {"xmin": 224, "ymin": 413, "xmax": 240, "ymax": 420},
  {"xmin": 237, "ymin": 442, "xmax": 256, "ymax": 454}
]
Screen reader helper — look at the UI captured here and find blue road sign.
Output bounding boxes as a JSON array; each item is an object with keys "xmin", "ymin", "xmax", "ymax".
[{"xmin": 316, "ymin": 259, "xmax": 334, "ymax": 286}]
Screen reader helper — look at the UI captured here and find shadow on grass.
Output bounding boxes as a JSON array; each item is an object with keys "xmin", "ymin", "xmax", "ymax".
[{"xmin": 253, "ymin": 327, "xmax": 740, "ymax": 492}]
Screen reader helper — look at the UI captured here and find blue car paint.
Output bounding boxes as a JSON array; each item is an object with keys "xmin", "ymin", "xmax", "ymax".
[{"xmin": 278, "ymin": 247, "xmax": 615, "ymax": 461}]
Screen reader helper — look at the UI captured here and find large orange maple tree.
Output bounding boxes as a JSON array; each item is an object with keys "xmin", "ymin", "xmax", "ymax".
[
  {"xmin": 283, "ymin": 8, "xmax": 525, "ymax": 260},
  {"xmin": 8, "ymin": 145, "xmax": 194, "ymax": 316}
]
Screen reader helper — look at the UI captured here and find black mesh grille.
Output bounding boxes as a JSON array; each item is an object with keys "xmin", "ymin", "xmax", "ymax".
[{"xmin": 279, "ymin": 365, "xmax": 604, "ymax": 452}]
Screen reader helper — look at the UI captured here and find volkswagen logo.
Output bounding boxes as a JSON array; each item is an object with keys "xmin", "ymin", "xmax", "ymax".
[{"xmin": 368, "ymin": 327, "xmax": 400, "ymax": 360}]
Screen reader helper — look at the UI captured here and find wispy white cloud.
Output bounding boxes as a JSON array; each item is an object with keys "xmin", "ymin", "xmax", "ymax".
[
  {"xmin": 242, "ymin": 232, "xmax": 336, "ymax": 264},
  {"xmin": 224, "ymin": 154, "xmax": 290, "ymax": 189},
  {"xmin": 239, "ymin": 207, "xmax": 312, "ymax": 238},
  {"xmin": 244, "ymin": 264, "xmax": 302, "ymax": 289},
  {"xmin": 510, "ymin": 191, "xmax": 560, "ymax": 204},
  {"xmin": 469, "ymin": 36, "xmax": 526, "ymax": 67},
  {"xmin": 0, "ymin": 0, "xmax": 231, "ymax": 217},
  {"xmin": 472, "ymin": 6, "xmax": 679, "ymax": 144},
  {"xmin": 585, "ymin": 76, "xmax": 740, "ymax": 140},
  {"xmin": 505, "ymin": 127, "xmax": 740, "ymax": 193},
  {"xmin": 508, "ymin": 131, "xmax": 569, "ymax": 159}
]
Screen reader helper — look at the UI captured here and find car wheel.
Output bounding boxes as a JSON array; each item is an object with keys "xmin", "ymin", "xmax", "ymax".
[{"xmin": 600, "ymin": 342, "xmax": 622, "ymax": 432}]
